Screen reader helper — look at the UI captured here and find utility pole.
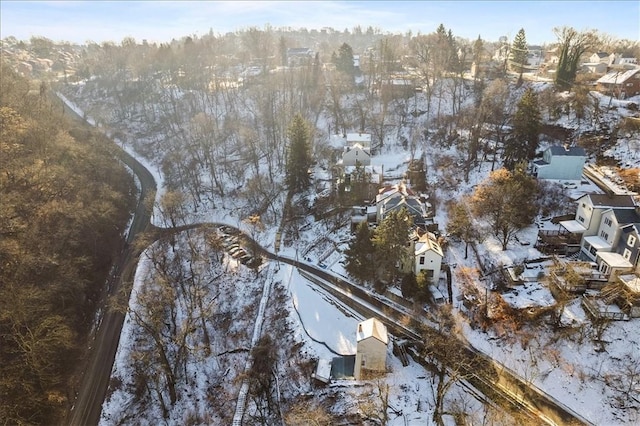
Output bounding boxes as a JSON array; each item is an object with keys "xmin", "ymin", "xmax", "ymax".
[{"xmin": 485, "ymin": 286, "xmax": 489, "ymax": 318}]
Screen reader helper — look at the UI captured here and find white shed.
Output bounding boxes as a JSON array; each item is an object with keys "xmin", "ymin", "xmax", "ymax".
[{"xmin": 354, "ymin": 318, "xmax": 388, "ymax": 380}]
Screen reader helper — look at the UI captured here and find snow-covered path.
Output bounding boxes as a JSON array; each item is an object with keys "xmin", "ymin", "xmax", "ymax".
[{"xmin": 231, "ymin": 265, "xmax": 276, "ymax": 425}]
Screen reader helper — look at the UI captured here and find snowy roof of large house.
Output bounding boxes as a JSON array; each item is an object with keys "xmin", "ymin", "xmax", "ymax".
[
  {"xmin": 548, "ymin": 145, "xmax": 586, "ymax": 157},
  {"xmin": 593, "ymin": 52, "xmax": 609, "ymax": 58},
  {"xmin": 356, "ymin": 318, "xmax": 388, "ymax": 344},
  {"xmin": 415, "ymin": 232, "xmax": 443, "ymax": 258},
  {"xmin": 597, "ymin": 68, "xmax": 640, "ymax": 85},
  {"xmin": 376, "ymin": 183, "xmax": 416, "ymax": 203},
  {"xmin": 346, "ymin": 133, "xmax": 372, "ymax": 144},
  {"xmin": 577, "ymin": 193, "xmax": 637, "ymax": 208}
]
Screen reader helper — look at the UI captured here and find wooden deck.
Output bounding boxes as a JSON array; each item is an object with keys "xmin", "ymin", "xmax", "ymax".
[{"xmin": 581, "ymin": 296, "xmax": 628, "ymax": 321}]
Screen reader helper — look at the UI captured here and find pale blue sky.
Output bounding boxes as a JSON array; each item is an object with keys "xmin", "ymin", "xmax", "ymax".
[{"xmin": 2, "ymin": 1, "xmax": 639, "ymax": 45}]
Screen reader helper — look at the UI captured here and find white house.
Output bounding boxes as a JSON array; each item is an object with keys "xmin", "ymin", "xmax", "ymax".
[
  {"xmin": 560, "ymin": 194, "xmax": 637, "ymax": 242},
  {"xmin": 354, "ymin": 318, "xmax": 388, "ymax": 380},
  {"xmin": 411, "ymin": 232, "xmax": 444, "ymax": 283},
  {"xmin": 531, "ymin": 145, "xmax": 586, "ymax": 181},
  {"xmin": 589, "ymin": 52, "xmax": 610, "ymax": 64},
  {"xmin": 341, "ymin": 143, "xmax": 371, "ymax": 167},
  {"xmin": 583, "ymin": 208, "xmax": 640, "ymax": 279}
]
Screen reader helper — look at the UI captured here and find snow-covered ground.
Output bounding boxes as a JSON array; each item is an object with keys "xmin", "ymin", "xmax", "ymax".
[{"xmin": 60, "ymin": 76, "xmax": 640, "ymax": 425}]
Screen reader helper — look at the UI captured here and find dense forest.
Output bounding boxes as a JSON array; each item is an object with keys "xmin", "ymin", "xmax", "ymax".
[{"xmin": 0, "ymin": 69, "xmax": 135, "ymax": 424}]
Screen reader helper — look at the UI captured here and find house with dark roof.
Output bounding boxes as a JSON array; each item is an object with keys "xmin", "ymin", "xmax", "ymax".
[
  {"xmin": 583, "ymin": 208, "xmax": 640, "ymax": 278},
  {"xmin": 540, "ymin": 194, "xmax": 639, "ymax": 257},
  {"xmin": 560, "ymin": 193, "xmax": 637, "ymax": 239},
  {"xmin": 375, "ymin": 183, "xmax": 432, "ymax": 228},
  {"xmin": 531, "ymin": 145, "xmax": 586, "ymax": 181}
]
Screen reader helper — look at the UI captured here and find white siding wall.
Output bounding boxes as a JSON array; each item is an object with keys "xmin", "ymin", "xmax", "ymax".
[
  {"xmin": 575, "ymin": 199, "xmax": 601, "ymax": 236},
  {"xmin": 354, "ymin": 337, "xmax": 387, "ymax": 379},
  {"xmin": 415, "ymin": 250, "xmax": 442, "ymax": 283},
  {"xmin": 597, "ymin": 210, "xmax": 617, "ymax": 246},
  {"xmin": 536, "ymin": 155, "xmax": 585, "ymax": 180},
  {"xmin": 342, "ymin": 146, "xmax": 371, "ymax": 167}
]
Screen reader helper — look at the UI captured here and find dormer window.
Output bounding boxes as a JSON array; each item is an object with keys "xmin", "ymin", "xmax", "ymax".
[{"xmin": 629, "ymin": 235, "xmax": 637, "ymax": 247}]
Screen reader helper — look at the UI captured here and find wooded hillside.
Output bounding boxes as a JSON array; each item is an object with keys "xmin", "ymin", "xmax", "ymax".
[{"xmin": 0, "ymin": 67, "xmax": 135, "ymax": 424}]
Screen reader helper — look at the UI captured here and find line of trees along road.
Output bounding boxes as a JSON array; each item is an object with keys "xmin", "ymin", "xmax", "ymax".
[{"xmin": 0, "ymin": 68, "xmax": 136, "ymax": 424}]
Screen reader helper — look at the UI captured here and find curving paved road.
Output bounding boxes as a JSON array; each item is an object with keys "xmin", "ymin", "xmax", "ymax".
[{"xmin": 60, "ymin": 97, "xmax": 157, "ymax": 426}]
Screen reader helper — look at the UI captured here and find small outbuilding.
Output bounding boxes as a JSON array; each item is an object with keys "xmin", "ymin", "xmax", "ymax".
[{"xmin": 354, "ymin": 318, "xmax": 388, "ymax": 380}]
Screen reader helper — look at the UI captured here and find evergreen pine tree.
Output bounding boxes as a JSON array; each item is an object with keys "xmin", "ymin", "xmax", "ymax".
[
  {"xmin": 401, "ymin": 271, "xmax": 418, "ymax": 299},
  {"xmin": 503, "ymin": 88, "xmax": 540, "ymax": 170},
  {"xmin": 372, "ymin": 207, "xmax": 413, "ymax": 285},
  {"xmin": 286, "ymin": 114, "xmax": 312, "ymax": 193},
  {"xmin": 510, "ymin": 28, "xmax": 528, "ymax": 82},
  {"xmin": 344, "ymin": 222, "xmax": 375, "ymax": 283},
  {"xmin": 335, "ymin": 42, "xmax": 355, "ymax": 75}
]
